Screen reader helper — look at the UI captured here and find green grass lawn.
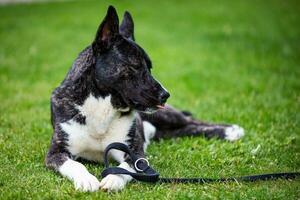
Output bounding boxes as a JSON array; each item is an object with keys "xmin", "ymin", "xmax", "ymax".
[{"xmin": 0, "ymin": 0, "xmax": 299, "ymax": 199}]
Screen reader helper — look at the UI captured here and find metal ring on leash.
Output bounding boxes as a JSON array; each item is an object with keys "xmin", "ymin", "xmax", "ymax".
[{"xmin": 134, "ymin": 158, "xmax": 149, "ymax": 172}]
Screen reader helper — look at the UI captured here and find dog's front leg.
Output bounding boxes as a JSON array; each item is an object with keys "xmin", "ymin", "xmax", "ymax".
[
  {"xmin": 45, "ymin": 130, "xmax": 100, "ymax": 192},
  {"xmin": 100, "ymin": 116, "xmax": 146, "ymax": 191},
  {"xmin": 100, "ymin": 161, "xmax": 135, "ymax": 191},
  {"xmin": 99, "ymin": 148, "xmax": 136, "ymax": 191},
  {"xmin": 58, "ymin": 158, "xmax": 101, "ymax": 192}
]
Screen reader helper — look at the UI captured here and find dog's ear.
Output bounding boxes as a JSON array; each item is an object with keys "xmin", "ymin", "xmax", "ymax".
[
  {"xmin": 92, "ymin": 5, "xmax": 119, "ymax": 54},
  {"xmin": 120, "ymin": 11, "xmax": 135, "ymax": 41}
]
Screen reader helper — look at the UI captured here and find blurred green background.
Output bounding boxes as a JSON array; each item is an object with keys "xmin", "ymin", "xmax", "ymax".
[{"xmin": 0, "ymin": 0, "xmax": 299, "ymax": 199}]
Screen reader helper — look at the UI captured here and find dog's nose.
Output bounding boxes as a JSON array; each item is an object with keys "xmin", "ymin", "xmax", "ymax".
[{"xmin": 159, "ymin": 91, "xmax": 170, "ymax": 104}]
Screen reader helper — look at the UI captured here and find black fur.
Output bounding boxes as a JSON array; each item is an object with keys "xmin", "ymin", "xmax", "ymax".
[
  {"xmin": 45, "ymin": 6, "xmax": 169, "ymax": 171},
  {"xmin": 45, "ymin": 6, "xmax": 238, "ymax": 184}
]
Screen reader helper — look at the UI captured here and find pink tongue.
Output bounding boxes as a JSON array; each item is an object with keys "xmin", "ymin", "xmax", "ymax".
[{"xmin": 156, "ymin": 105, "xmax": 165, "ymax": 109}]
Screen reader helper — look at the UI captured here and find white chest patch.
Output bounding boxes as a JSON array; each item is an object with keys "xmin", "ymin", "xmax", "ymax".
[{"xmin": 60, "ymin": 94, "xmax": 135, "ymax": 162}]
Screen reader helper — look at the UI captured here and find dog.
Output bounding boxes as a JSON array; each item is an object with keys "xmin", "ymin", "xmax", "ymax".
[{"xmin": 45, "ymin": 6, "xmax": 244, "ymax": 192}]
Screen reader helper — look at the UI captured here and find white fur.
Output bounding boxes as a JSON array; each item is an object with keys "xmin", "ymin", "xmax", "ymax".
[
  {"xmin": 224, "ymin": 125, "xmax": 245, "ymax": 141},
  {"xmin": 59, "ymin": 159, "xmax": 100, "ymax": 192},
  {"xmin": 99, "ymin": 162, "xmax": 135, "ymax": 191},
  {"xmin": 59, "ymin": 94, "xmax": 135, "ymax": 191},
  {"xmin": 60, "ymin": 94, "xmax": 135, "ymax": 162},
  {"xmin": 143, "ymin": 121, "xmax": 156, "ymax": 151}
]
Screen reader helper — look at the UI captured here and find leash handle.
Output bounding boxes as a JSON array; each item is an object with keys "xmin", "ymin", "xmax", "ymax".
[
  {"xmin": 103, "ymin": 143, "xmax": 138, "ymax": 168},
  {"xmin": 102, "ymin": 142, "xmax": 160, "ymax": 183},
  {"xmin": 101, "ymin": 142, "xmax": 300, "ymax": 184}
]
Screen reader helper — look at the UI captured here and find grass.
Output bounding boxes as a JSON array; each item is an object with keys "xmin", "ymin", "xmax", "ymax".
[{"xmin": 0, "ymin": 0, "xmax": 299, "ymax": 199}]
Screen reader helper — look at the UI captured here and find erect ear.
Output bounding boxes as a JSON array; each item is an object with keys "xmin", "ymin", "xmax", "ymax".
[
  {"xmin": 92, "ymin": 5, "xmax": 119, "ymax": 54},
  {"xmin": 120, "ymin": 11, "xmax": 135, "ymax": 41}
]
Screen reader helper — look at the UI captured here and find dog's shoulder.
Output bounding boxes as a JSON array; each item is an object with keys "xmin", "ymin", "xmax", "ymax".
[{"xmin": 50, "ymin": 46, "xmax": 97, "ymax": 124}]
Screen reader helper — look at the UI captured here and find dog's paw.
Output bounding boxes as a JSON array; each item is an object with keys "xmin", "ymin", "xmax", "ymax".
[
  {"xmin": 224, "ymin": 125, "xmax": 245, "ymax": 141},
  {"xmin": 100, "ymin": 174, "xmax": 127, "ymax": 192},
  {"xmin": 73, "ymin": 172, "xmax": 100, "ymax": 192}
]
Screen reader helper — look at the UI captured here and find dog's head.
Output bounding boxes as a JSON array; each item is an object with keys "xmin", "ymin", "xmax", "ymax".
[{"xmin": 92, "ymin": 6, "xmax": 169, "ymax": 113}]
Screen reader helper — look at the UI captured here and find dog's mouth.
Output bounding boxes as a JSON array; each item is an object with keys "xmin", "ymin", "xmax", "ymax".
[
  {"xmin": 129, "ymin": 99, "xmax": 165, "ymax": 113},
  {"xmin": 143, "ymin": 104, "xmax": 166, "ymax": 114},
  {"xmin": 156, "ymin": 104, "xmax": 165, "ymax": 109},
  {"xmin": 117, "ymin": 90, "xmax": 167, "ymax": 113}
]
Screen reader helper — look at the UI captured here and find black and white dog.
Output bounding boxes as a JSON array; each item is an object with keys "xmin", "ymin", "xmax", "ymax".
[{"xmin": 45, "ymin": 6, "xmax": 244, "ymax": 192}]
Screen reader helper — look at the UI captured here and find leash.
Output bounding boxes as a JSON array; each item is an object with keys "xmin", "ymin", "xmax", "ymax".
[{"xmin": 101, "ymin": 142, "xmax": 300, "ymax": 184}]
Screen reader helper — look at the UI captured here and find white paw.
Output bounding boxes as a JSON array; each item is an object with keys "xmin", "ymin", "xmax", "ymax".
[
  {"xmin": 224, "ymin": 125, "xmax": 245, "ymax": 141},
  {"xmin": 73, "ymin": 172, "xmax": 100, "ymax": 192},
  {"xmin": 59, "ymin": 159, "xmax": 100, "ymax": 192},
  {"xmin": 100, "ymin": 174, "xmax": 127, "ymax": 192}
]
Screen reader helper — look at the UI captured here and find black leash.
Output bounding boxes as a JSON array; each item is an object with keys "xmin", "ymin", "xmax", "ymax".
[{"xmin": 101, "ymin": 142, "xmax": 300, "ymax": 184}]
